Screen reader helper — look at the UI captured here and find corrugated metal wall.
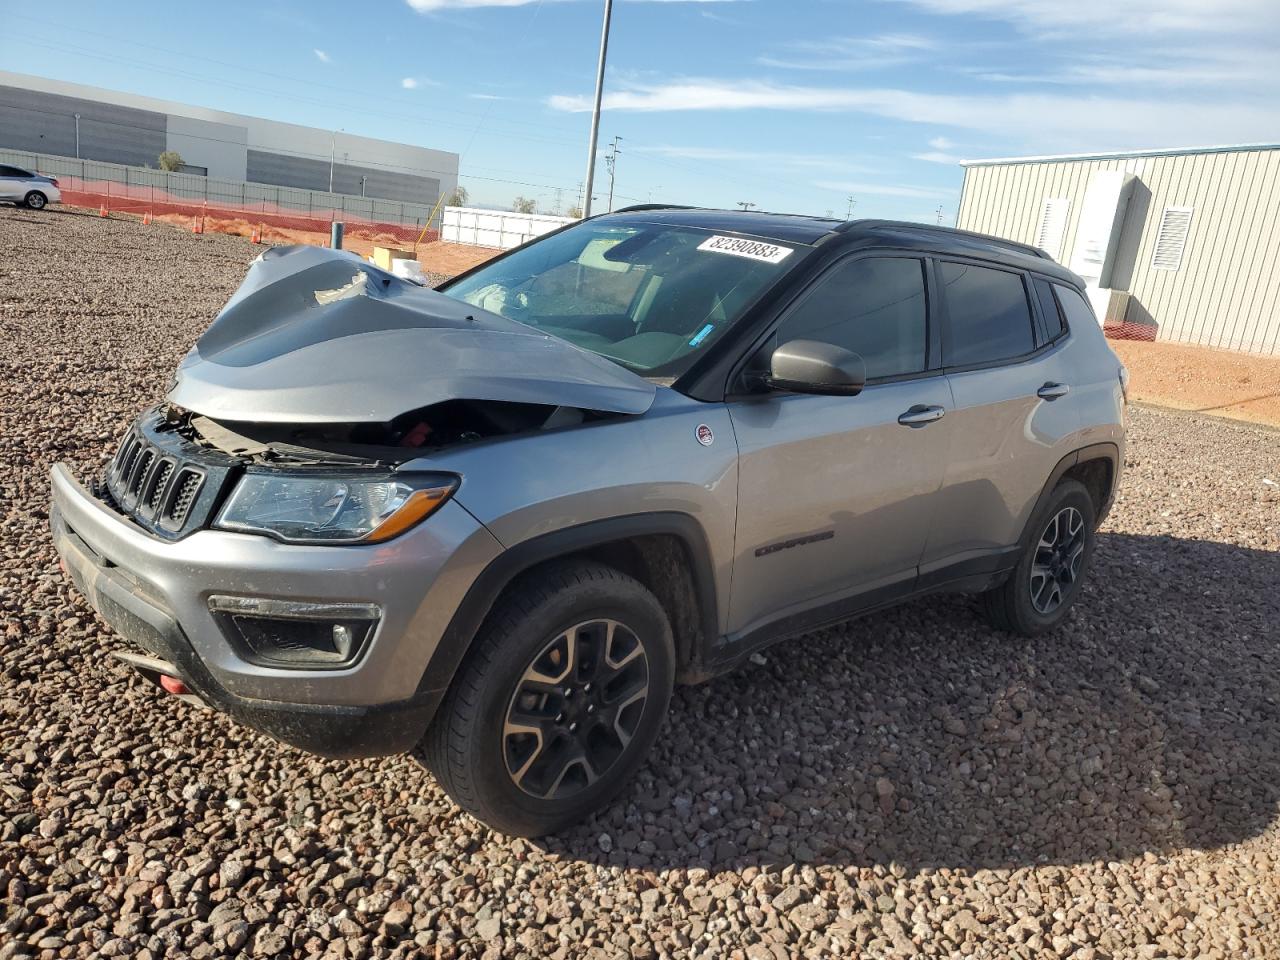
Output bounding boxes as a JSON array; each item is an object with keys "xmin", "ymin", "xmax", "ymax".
[
  {"xmin": 0, "ymin": 84, "xmax": 166, "ymax": 167},
  {"xmin": 957, "ymin": 147, "xmax": 1280, "ymax": 354},
  {"xmin": 245, "ymin": 150, "xmax": 439, "ymax": 207}
]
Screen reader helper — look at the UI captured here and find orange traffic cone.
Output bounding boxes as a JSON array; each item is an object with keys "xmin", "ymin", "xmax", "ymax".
[
  {"xmin": 142, "ymin": 211, "xmax": 152, "ymax": 225},
  {"xmin": 250, "ymin": 224, "xmax": 262, "ymax": 244},
  {"xmin": 98, "ymin": 203, "xmax": 108, "ymax": 218},
  {"xmin": 192, "ymin": 216, "xmax": 204, "ymax": 234}
]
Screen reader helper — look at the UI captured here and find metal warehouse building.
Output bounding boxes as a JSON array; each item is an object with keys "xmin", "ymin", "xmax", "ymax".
[
  {"xmin": 0, "ymin": 71, "xmax": 458, "ymax": 207},
  {"xmin": 956, "ymin": 143, "xmax": 1280, "ymax": 355}
]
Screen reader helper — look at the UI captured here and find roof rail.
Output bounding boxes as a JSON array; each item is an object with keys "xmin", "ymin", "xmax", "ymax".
[
  {"xmin": 610, "ymin": 203, "xmax": 698, "ymax": 214},
  {"xmin": 837, "ymin": 219, "xmax": 1051, "ymax": 259}
]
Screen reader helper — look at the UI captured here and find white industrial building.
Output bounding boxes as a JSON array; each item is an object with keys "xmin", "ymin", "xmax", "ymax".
[
  {"xmin": 957, "ymin": 144, "xmax": 1280, "ymax": 355},
  {"xmin": 0, "ymin": 71, "xmax": 458, "ymax": 207}
]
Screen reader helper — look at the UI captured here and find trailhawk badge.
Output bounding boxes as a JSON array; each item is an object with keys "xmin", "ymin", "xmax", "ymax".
[{"xmin": 695, "ymin": 424, "xmax": 715, "ymax": 446}]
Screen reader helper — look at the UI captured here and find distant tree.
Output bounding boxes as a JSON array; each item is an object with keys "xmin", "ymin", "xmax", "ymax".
[
  {"xmin": 566, "ymin": 205, "xmax": 583, "ymax": 219},
  {"xmin": 157, "ymin": 151, "xmax": 185, "ymax": 172},
  {"xmin": 512, "ymin": 196, "xmax": 537, "ymax": 214},
  {"xmin": 447, "ymin": 185, "xmax": 469, "ymax": 206}
]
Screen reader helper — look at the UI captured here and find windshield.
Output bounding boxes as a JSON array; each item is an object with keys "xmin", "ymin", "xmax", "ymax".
[{"xmin": 441, "ymin": 221, "xmax": 804, "ymax": 378}]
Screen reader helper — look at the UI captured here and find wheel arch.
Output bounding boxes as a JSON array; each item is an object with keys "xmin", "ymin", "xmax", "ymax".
[
  {"xmin": 415, "ymin": 513, "xmax": 720, "ymax": 700},
  {"xmin": 1026, "ymin": 443, "xmax": 1120, "ymax": 545}
]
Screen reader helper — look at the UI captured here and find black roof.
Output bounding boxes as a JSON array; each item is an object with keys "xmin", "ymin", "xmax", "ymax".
[
  {"xmin": 604, "ymin": 207, "xmax": 843, "ymax": 244},
  {"xmin": 603, "ymin": 206, "xmax": 1083, "ymax": 287}
]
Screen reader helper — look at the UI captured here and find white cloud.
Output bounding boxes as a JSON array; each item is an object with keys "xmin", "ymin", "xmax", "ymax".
[
  {"xmin": 408, "ymin": 0, "xmax": 746, "ymax": 8},
  {"xmin": 636, "ymin": 144, "xmax": 869, "ymax": 172},
  {"xmin": 884, "ymin": 0, "xmax": 1279, "ymax": 35},
  {"xmin": 928, "ymin": 136, "xmax": 955, "ymax": 150},
  {"xmin": 912, "ymin": 151, "xmax": 963, "ymax": 165},
  {"xmin": 814, "ymin": 180, "xmax": 952, "ymax": 199},
  {"xmin": 547, "ymin": 78, "xmax": 1280, "ymax": 151},
  {"xmin": 759, "ymin": 32, "xmax": 936, "ymax": 72},
  {"xmin": 401, "ymin": 77, "xmax": 419, "ymax": 89},
  {"xmin": 468, "ymin": 93, "xmax": 511, "ymax": 100},
  {"xmin": 313, "ymin": 49, "xmax": 331, "ymax": 63}
]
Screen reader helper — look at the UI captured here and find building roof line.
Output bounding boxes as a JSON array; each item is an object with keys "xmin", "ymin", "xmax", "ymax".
[{"xmin": 961, "ymin": 142, "xmax": 1280, "ymax": 168}]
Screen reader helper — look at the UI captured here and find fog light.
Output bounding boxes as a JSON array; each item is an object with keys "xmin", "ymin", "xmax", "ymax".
[{"xmin": 208, "ymin": 596, "xmax": 379, "ymax": 669}]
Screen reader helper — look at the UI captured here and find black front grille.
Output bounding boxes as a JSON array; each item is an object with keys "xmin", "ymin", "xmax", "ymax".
[{"xmin": 101, "ymin": 409, "xmax": 240, "ymax": 540}]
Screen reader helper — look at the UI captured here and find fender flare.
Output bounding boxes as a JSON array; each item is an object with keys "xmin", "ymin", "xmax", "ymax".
[
  {"xmin": 414, "ymin": 512, "xmax": 720, "ymax": 697},
  {"xmin": 1023, "ymin": 442, "xmax": 1120, "ymax": 546}
]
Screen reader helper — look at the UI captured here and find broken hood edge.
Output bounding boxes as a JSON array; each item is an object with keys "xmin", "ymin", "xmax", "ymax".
[{"xmin": 165, "ymin": 245, "xmax": 658, "ymax": 424}]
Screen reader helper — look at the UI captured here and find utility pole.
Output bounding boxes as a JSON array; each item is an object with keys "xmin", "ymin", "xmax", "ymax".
[
  {"xmin": 605, "ymin": 136, "xmax": 623, "ymax": 212},
  {"xmin": 846, "ymin": 195, "xmax": 857, "ymax": 219},
  {"xmin": 936, "ymin": 205, "xmax": 944, "ymax": 224},
  {"xmin": 360, "ymin": 176, "xmax": 367, "ymax": 198},
  {"xmin": 736, "ymin": 201, "xmax": 756, "ymax": 211},
  {"xmin": 581, "ymin": 0, "xmax": 614, "ymax": 219},
  {"xmin": 329, "ymin": 130, "xmax": 338, "ymax": 194},
  {"xmin": 74, "ymin": 113, "xmax": 81, "ymax": 159}
]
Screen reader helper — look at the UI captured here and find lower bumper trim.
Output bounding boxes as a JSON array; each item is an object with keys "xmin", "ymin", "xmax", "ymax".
[{"xmin": 54, "ymin": 504, "xmax": 443, "ymax": 759}]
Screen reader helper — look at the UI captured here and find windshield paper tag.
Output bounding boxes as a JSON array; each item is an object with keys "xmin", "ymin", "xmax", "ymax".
[{"xmin": 697, "ymin": 235, "xmax": 794, "ymax": 264}]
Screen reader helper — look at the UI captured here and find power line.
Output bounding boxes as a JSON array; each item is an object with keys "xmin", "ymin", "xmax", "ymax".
[
  {"xmin": 11, "ymin": 36, "xmax": 586, "ymax": 154},
  {"xmin": 5, "ymin": 103, "xmax": 589, "ymax": 197},
  {"xmin": 7, "ymin": 13, "xmax": 586, "ymax": 141}
]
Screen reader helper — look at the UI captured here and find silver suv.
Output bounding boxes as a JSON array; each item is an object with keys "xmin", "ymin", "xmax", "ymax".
[{"xmin": 51, "ymin": 209, "xmax": 1126, "ymax": 835}]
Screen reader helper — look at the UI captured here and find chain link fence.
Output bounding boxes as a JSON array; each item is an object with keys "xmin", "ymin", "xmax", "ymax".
[{"xmin": 2, "ymin": 148, "xmax": 441, "ymax": 249}]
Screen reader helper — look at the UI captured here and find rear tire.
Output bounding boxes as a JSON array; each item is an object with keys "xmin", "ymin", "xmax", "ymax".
[
  {"xmin": 420, "ymin": 560, "xmax": 675, "ymax": 837},
  {"xmin": 981, "ymin": 479, "xmax": 1096, "ymax": 636},
  {"xmin": 23, "ymin": 191, "xmax": 48, "ymax": 210}
]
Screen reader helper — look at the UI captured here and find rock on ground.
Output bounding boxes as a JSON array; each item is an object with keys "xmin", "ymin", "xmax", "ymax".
[{"xmin": 1, "ymin": 207, "xmax": 1279, "ymax": 959}]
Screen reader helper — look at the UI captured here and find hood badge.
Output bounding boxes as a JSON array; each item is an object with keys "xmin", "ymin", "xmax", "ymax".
[{"xmin": 695, "ymin": 424, "xmax": 714, "ymax": 446}]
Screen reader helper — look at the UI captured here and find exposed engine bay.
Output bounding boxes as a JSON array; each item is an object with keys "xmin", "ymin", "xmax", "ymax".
[{"xmin": 167, "ymin": 398, "xmax": 608, "ymax": 467}]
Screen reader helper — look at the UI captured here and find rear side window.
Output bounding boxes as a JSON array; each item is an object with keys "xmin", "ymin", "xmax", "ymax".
[
  {"xmin": 1033, "ymin": 277, "xmax": 1066, "ymax": 341},
  {"xmin": 0, "ymin": 166, "xmax": 20, "ymax": 177},
  {"xmin": 1053, "ymin": 284, "xmax": 1099, "ymax": 330},
  {"xmin": 776, "ymin": 257, "xmax": 928, "ymax": 379},
  {"xmin": 940, "ymin": 262, "xmax": 1035, "ymax": 367}
]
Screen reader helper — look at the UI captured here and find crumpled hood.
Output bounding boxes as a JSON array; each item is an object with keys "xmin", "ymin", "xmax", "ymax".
[{"xmin": 168, "ymin": 244, "xmax": 656, "ymax": 423}]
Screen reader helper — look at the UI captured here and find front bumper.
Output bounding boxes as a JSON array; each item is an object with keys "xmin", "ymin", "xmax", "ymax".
[{"xmin": 50, "ymin": 463, "xmax": 502, "ymax": 757}]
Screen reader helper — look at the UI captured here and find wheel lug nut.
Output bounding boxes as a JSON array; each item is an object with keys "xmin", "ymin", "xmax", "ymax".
[
  {"xmin": 569, "ymin": 722, "xmax": 578, "ymax": 732},
  {"xmin": 555, "ymin": 713, "xmax": 565, "ymax": 723},
  {"xmin": 587, "ymin": 704, "xmax": 596, "ymax": 714}
]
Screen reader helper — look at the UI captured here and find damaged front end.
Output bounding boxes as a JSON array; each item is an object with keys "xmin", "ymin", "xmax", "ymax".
[{"xmin": 101, "ymin": 244, "xmax": 654, "ymax": 545}]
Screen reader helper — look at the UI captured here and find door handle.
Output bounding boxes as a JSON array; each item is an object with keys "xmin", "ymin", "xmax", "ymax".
[
  {"xmin": 1037, "ymin": 382, "xmax": 1071, "ymax": 401},
  {"xmin": 898, "ymin": 404, "xmax": 946, "ymax": 426}
]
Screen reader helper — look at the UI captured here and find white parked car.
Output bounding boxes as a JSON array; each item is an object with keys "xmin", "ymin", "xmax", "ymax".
[{"xmin": 0, "ymin": 165, "xmax": 62, "ymax": 209}]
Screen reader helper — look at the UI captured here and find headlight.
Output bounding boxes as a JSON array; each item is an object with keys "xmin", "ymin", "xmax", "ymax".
[{"xmin": 215, "ymin": 472, "xmax": 457, "ymax": 544}]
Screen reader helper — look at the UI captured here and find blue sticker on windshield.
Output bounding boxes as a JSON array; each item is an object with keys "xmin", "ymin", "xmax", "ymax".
[{"xmin": 689, "ymin": 324, "xmax": 714, "ymax": 347}]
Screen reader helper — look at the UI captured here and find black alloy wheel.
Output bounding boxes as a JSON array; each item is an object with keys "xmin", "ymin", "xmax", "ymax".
[
  {"xmin": 503, "ymin": 618, "xmax": 650, "ymax": 800},
  {"xmin": 1029, "ymin": 506, "xmax": 1086, "ymax": 615}
]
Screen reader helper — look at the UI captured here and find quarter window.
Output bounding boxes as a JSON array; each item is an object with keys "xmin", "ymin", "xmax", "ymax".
[
  {"xmin": 1053, "ymin": 284, "xmax": 1099, "ymax": 331},
  {"xmin": 1033, "ymin": 277, "xmax": 1066, "ymax": 341},
  {"xmin": 940, "ymin": 262, "xmax": 1035, "ymax": 367},
  {"xmin": 776, "ymin": 257, "xmax": 928, "ymax": 380}
]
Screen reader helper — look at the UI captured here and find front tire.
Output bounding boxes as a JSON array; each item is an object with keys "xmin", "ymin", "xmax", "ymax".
[
  {"xmin": 23, "ymin": 191, "xmax": 48, "ymax": 210},
  {"xmin": 421, "ymin": 560, "xmax": 675, "ymax": 836},
  {"xmin": 981, "ymin": 479, "xmax": 1096, "ymax": 636}
]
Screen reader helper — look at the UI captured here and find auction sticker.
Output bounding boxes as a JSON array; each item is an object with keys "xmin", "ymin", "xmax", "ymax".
[{"xmin": 697, "ymin": 235, "xmax": 794, "ymax": 264}]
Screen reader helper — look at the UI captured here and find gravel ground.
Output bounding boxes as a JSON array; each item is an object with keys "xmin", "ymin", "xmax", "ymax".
[{"xmin": 2, "ymin": 208, "xmax": 1279, "ymax": 959}]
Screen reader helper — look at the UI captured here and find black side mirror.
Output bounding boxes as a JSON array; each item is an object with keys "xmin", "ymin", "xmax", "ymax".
[{"xmin": 765, "ymin": 339, "xmax": 866, "ymax": 396}]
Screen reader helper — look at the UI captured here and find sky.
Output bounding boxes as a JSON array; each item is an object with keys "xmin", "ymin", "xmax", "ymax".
[{"xmin": 2, "ymin": 0, "xmax": 1278, "ymax": 223}]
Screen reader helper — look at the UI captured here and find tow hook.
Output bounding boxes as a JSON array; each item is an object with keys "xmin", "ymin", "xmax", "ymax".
[{"xmin": 159, "ymin": 674, "xmax": 190, "ymax": 696}]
